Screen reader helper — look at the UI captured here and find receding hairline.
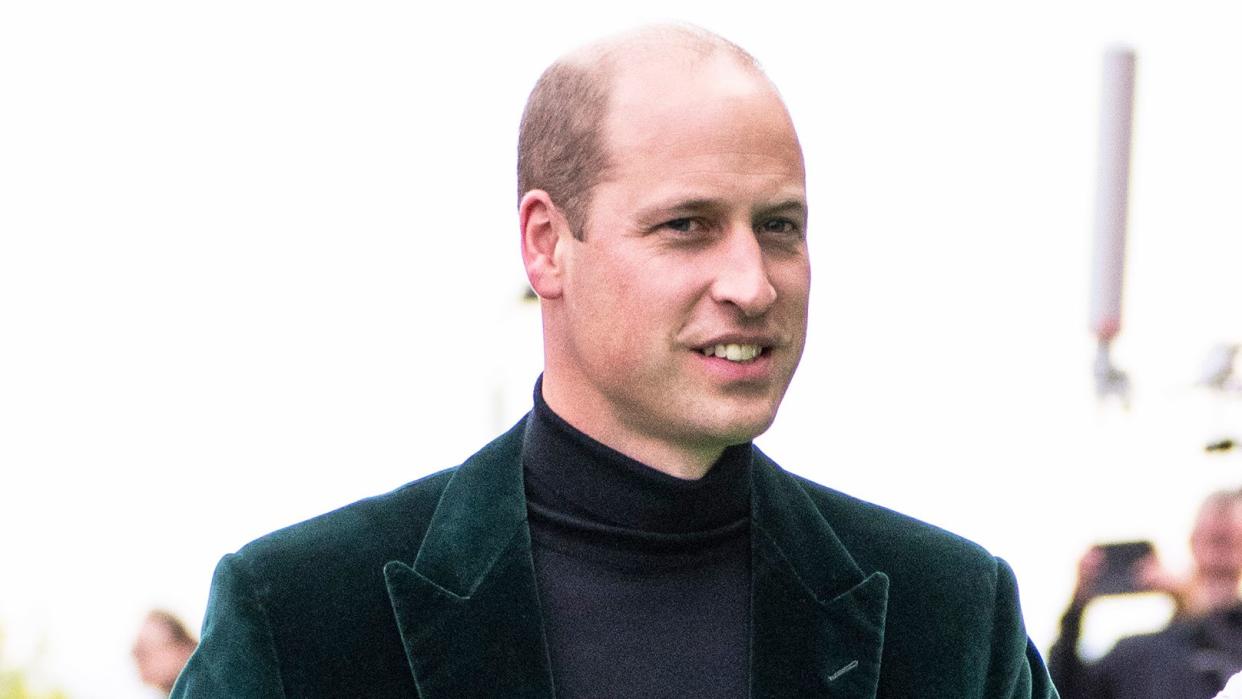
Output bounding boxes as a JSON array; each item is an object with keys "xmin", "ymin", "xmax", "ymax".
[
  {"xmin": 144, "ymin": 609, "xmax": 199, "ymax": 647},
  {"xmin": 557, "ymin": 23, "xmax": 766, "ymax": 79},
  {"xmin": 516, "ymin": 24, "xmax": 787, "ymax": 239},
  {"xmin": 1201, "ymin": 489, "xmax": 1242, "ymax": 511}
]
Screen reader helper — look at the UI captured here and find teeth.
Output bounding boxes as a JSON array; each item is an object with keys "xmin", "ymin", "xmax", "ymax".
[{"xmin": 702, "ymin": 343, "xmax": 762, "ymax": 362}]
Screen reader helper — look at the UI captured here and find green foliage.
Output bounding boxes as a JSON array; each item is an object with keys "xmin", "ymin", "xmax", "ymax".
[
  {"xmin": 0, "ymin": 627, "xmax": 69, "ymax": 699},
  {"xmin": 0, "ymin": 673, "xmax": 70, "ymax": 699}
]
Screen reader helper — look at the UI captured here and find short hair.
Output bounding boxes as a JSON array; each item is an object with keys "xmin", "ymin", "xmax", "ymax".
[
  {"xmin": 146, "ymin": 609, "xmax": 198, "ymax": 649},
  {"xmin": 1201, "ymin": 489, "xmax": 1242, "ymax": 509},
  {"xmin": 516, "ymin": 24, "xmax": 763, "ymax": 241},
  {"xmin": 516, "ymin": 59, "xmax": 610, "ymax": 241}
]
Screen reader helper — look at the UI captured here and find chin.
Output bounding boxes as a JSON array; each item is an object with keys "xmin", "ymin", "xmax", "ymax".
[{"xmin": 707, "ymin": 410, "xmax": 779, "ymax": 446}]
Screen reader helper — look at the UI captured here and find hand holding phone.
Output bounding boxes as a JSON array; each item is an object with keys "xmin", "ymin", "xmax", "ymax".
[{"xmin": 1090, "ymin": 540, "xmax": 1156, "ymax": 596}]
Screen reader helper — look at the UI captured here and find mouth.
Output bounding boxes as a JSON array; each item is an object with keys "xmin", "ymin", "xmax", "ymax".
[{"xmin": 699, "ymin": 343, "xmax": 766, "ymax": 363}]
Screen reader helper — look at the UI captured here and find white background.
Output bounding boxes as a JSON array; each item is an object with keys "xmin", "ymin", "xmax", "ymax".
[{"xmin": 2, "ymin": 2, "xmax": 1241, "ymax": 696}]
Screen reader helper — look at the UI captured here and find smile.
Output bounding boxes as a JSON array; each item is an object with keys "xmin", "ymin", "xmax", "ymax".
[{"xmin": 700, "ymin": 343, "xmax": 763, "ymax": 362}]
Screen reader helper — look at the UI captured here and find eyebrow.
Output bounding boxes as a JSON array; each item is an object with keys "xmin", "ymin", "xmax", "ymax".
[
  {"xmin": 642, "ymin": 197, "xmax": 724, "ymax": 217},
  {"xmin": 756, "ymin": 199, "xmax": 808, "ymax": 220},
  {"xmin": 636, "ymin": 196, "xmax": 808, "ymax": 224}
]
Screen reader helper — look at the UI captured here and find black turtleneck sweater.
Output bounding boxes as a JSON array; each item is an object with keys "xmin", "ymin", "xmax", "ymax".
[{"xmin": 522, "ymin": 382, "xmax": 752, "ymax": 698}]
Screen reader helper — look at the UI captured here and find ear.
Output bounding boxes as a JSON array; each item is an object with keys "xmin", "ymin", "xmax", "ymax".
[{"xmin": 519, "ymin": 189, "xmax": 572, "ymax": 299}]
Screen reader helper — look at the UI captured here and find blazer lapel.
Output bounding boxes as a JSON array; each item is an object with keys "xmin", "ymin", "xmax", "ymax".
[
  {"xmin": 381, "ymin": 425, "xmax": 889, "ymax": 698},
  {"xmin": 750, "ymin": 450, "xmax": 889, "ymax": 698},
  {"xmin": 383, "ymin": 419, "xmax": 554, "ymax": 698}
]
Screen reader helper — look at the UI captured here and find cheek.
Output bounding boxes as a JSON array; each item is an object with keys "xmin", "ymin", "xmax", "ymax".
[
  {"xmin": 586, "ymin": 255, "xmax": 697, "ymax": 315},
  {"xmin": 564, "ymin": 266, "xmax": 648, "ymax": 366},
  {"xmin": 774, "ymin": 265, "xmax": 811, "ymax": 312}
]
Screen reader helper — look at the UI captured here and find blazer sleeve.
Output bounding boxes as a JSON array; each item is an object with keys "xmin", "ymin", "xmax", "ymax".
[
  {"xmin": 983, "ymin": 557, "xmax": 1061, "ymax": 699},
  {"xmin": 171, "ymin": 553, "xmax": 287, "ymax": 698}
]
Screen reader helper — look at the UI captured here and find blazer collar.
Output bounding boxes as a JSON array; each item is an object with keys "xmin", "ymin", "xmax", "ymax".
[{"xmin": 384, "ymin": 423, "xmax": 888, "ymax": 698}]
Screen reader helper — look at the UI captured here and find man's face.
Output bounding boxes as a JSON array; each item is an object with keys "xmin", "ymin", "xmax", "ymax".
[
  {"xmin": 1191, "ymin": 499, "xmax": 1242, "ymax": 577},
  {"xmin": 132, "ymin": 618, "xmax": 191, "ymax": 691},
  {"xmin": 550, "ymin": 53, "xmax": 810, "ymax": 468}
]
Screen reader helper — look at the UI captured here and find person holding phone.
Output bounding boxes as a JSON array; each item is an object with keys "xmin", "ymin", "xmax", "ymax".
[{"xmin": 1048, "ymin": 489, "xmax": 1242, "ymax": 698}]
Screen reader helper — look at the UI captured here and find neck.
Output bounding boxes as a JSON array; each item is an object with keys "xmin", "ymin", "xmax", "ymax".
[
  {"xmin": 539, "ymin": 376, "xmax": 724, "ymax": 480},
  {"xmin": 643, "ymin": 450, "xmax": 720, "ymax": 480}
]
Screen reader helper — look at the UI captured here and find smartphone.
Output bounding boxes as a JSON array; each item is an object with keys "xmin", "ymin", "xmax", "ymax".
[{"xmin": 1093, "ymin": 540, "xmax": 1155, "ymax": 595}]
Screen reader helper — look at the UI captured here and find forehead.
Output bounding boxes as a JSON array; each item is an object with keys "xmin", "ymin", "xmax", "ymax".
[
  {"xmin": 601, "ymin": 52, "xmax": 805, "ymax": 184},
  {"xmin": 1197, "ymin": 498, "xmax": 1242, "ymax": 527},
  {"xmin": 135, "ymin": 620, "xmax": 172, "ymax": 646}
]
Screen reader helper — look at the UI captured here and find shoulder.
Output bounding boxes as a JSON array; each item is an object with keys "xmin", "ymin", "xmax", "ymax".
[
  {"xmin": 754, "ymin": 452, "xmax": 1008, "ymax": 618},
  {"xmin": 235, "ymin": 466, "xmax": 456, "ymax": 575},
  {"xmin": 234, "ymin": 416, "xmax": 531, "ymax": 571},
  {"xmin": 178, "ymin": 422, "xmax": 531, "ymax": 696},
  {"xmin": 781, "ymin": 466, "xmax": 998, "ymax": 576},
  {"xmin": 228, "ymin": 416, "xmax": 528, "ymax": 589},
  {"xmin": 754, "ymin": 455, "xmax": 1056, "ymax": 694},
  {"xmin": 178, "ymin": 467, "xmax": 460, "ymax": 698},
  {"xmin": 1102, "ymin": 621, "xmax": 1193, "ymax": 663},
  {"xmin": 758, "ymin": 453, "xmax": 1009, "ymax": 601},
  {"xmin": 1089, "ymin": 625, "xmax": 1194, "ymax": 696},
  {"xmin": 209, "ymin": 467, "xmax": 461, "ymax": 629}
]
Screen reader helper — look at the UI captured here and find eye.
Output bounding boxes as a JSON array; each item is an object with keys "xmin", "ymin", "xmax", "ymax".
[
  {"xmin": 758, "ymin": 217, "xmax": 802, "ymax": 237},
  {"xmin": 662, "ymin": 218, "xmax": 707, "ymax": 235}
]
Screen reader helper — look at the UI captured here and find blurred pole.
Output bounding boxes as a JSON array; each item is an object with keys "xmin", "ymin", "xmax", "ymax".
[
  {"xmin": 1090, "ymin": 47, "xmax": 1136, "ymax": 405},
  {"xmin": 1200, "ymin": 343, "xmax": 1241, "ymax": 454}
]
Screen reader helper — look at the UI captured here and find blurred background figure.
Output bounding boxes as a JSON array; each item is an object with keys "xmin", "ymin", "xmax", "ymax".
[
  {"xmin": 1049, "ymin": 489, "xmax": 1242, "ymax": 698},
  {"xmin": 130, "ymin": 611, "xmax": 197, "ymax": 696}
]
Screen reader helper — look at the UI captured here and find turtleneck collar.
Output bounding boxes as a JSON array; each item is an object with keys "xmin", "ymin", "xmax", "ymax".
[{"xmin": 521, "ymin": 377, "xmax": 752, "ymax": 535}]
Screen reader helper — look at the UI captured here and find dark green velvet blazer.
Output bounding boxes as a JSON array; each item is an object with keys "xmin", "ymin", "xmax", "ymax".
[{"xmin": 172, "ymin": 418, "xmax": 1058, "ymax": 698}]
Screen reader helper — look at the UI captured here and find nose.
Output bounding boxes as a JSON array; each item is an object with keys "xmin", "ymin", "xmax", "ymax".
[{"xmin": 709, "ymin": 227, "xmax": 778, "ymax": 318}]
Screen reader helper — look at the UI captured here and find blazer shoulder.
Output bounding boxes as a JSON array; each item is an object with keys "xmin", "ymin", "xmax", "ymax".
[
  {"xmin": 235, "ymin": 466, "xmax": 457, "ymax": 576},
  {"xmin": 774, "ymin": 467, "xmax": 1056, "ymax": 696},
  {"xmin": 178, "ymin": 467, "xmax": 459, "ymax": 698},
  {"xmin": 785, "ymin": 470, "xmax": 998, "ymax": 577},
  {"xmin": 230, "ymin": 416, "xmax": 530, "ymax": 580},
  {"xmin": 181, "ymin": 420, "xmax": 532, "ymax": 697},
  {"xmin": 780, "ymin": 468, "xmax": 1030, "ymax": 651}
]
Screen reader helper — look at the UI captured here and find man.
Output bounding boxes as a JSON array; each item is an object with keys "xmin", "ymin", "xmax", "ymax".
[
  {"xmin": 173, "ymin": 25, "xmax": 1056, "ymax": 697},
  {"xmin": 132, "ymin": 610, "xmax": 198, "ymax": 696},
  {"xmin": 1049, "ymin": 489, "xmax": 1242, "ymax": 698}
]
